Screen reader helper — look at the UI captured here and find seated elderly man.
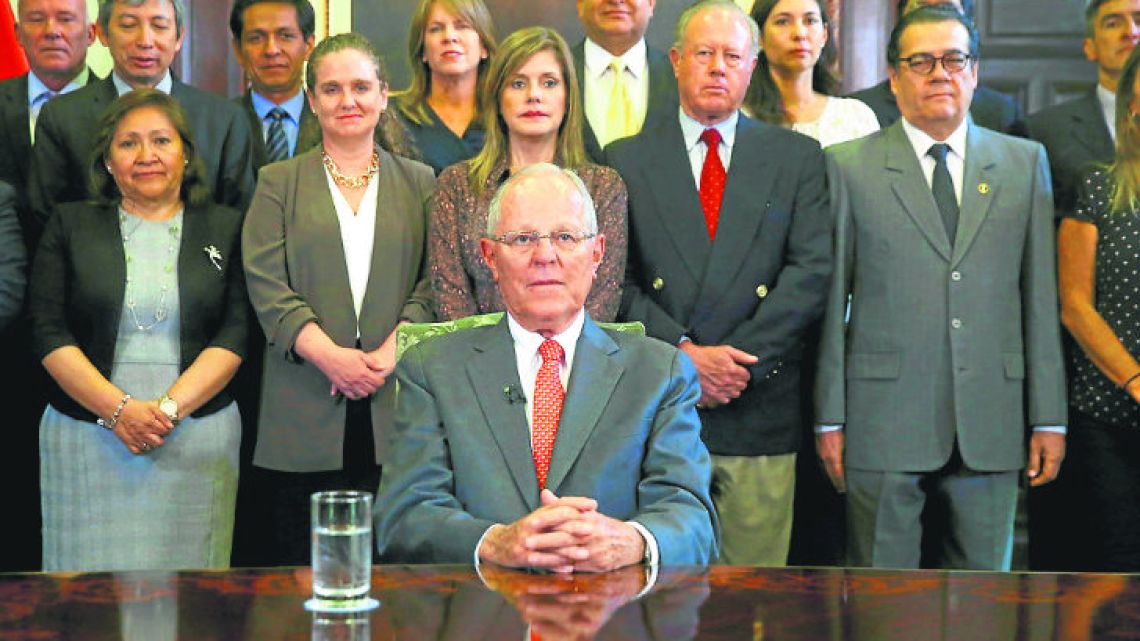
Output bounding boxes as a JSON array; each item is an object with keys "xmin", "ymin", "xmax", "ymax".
[{"xmin": 375, "ymin": 163, "xmax": 718, "ymax": 572}]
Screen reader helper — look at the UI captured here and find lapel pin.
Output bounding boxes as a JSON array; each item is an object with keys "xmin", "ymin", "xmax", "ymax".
[
  {"xmin": 978, "ymin": 182, "xmax": 990, "ymax": 195},
  {"xmin": 204, "ymin": 245, "xmax": 223, "ymax": 271}
]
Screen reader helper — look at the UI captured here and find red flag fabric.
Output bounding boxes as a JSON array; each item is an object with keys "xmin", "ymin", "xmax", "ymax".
[{"xmin": 0, "ymin": 1, "xmax": 30, "ymax": 81}]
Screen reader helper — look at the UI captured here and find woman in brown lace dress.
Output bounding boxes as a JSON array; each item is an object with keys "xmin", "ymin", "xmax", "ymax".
[{"xmin": 428, "ymin": 26, "xmax": 627, "ymax": 321}]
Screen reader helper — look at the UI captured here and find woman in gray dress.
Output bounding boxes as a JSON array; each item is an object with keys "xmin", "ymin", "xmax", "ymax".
[{"xmin": 30, "ymin": 89, "xmax": 248, "ymax": 571}]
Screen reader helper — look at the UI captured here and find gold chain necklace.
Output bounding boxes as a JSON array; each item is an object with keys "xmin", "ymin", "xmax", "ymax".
[{"xmin": 322, "ymin": 149, "xmax": 379, "ymax": 189}]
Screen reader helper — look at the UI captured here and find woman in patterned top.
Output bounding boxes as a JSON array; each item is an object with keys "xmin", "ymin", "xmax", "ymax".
[
  {"xmin": 428, "ymin": 26, "xmax": 627, "ymax": 322},
  {"xmin": 1058, "ymin": 45, "xmax": 1140, "ymax": 571}
]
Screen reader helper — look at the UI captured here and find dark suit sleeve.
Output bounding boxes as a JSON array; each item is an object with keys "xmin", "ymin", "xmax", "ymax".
[
  {"xmin": 241, "ymin": 165, "xmax": 318, "ymax": 358},
  {"xmin": 634, "ymin": 349, "xmax": 719, "ymax": 565},
  {"xmin": 1022, "ymin": 145, "xmax": 1067, "ymax": 425},
  {"xmin": 26, "ymin": 102, "xmax": 71, "ymax": 233},
  {"xmin": 0, "ymin": 183, "xmax": 26, "ymax": 331},
  {"xmin": 721, "ymin": 143, "xmax": 833, "ymax": 380},
  {"xmin": 28, "ymin": 205, "xmax": 74, "ymax": 359},
  {"xmin": 814, "ymin": 149, "xmax": 854, "ymax": 426},
  {"xmin": 374, "ymin": 343, "xmax": 499, "ymax": 563},
  {"xmin": 216, "ymin": 105, "xmax": 257, "ymax": 213}
]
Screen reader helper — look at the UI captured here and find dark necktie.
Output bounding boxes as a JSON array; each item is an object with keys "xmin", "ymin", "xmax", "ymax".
[
  {"xmin": 927, "ymin": 143, "xmax": 959, "ymax": 243},
  {"xmin": 265, "ymin": 107, "xmax": 289, "ymax": 163},
  {"xmin": 532, "ymin": 339, "xmax": 564, "ymax": 489},
  {"xmin": 699, "ymin": 128, "xmax": 726, "ymax": 239}
]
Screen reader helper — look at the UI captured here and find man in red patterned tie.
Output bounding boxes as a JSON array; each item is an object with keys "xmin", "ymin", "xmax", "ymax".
[
  {"xmin": 606, "ymin": 0, "xmax": 832, "ymax": 566},
  {"xmin": 376, "ymin": 163, "xmax": 717, "ymax": 572}
]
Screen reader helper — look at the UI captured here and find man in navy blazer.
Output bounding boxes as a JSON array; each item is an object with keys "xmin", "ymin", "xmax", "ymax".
[
  {"xmin": 376, "ymin": 163, "xmax": 717, "ymax": 571},
  {"xmin": 607, "ymin": 0, "xmax": 832, "ymax": 566},
  {"xmin": 27, "ymin": 0, "xmax": 254, "ymax": 237},
  {"xmin": 572, "ymin": 0, "xmax": 677, "ymax": 162}
]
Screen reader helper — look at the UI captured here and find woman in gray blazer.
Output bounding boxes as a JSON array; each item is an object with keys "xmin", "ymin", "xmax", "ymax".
[{"xmin": 242, "ymin": 33, "xmax": 435, "ymax": 565}]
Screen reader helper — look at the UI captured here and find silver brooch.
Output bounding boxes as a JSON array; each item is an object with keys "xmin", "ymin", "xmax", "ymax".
[{"xmin": 204, "ymin": 245, "xmax": 223, "ymax": 271}]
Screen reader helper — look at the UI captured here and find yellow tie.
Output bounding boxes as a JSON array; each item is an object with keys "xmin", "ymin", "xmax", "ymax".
[{"xmin": 604, "ymin": 59, "xmax": 634, "ymax": 147}]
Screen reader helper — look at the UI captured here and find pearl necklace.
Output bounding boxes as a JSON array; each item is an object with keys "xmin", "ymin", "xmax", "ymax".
[
  {"xmin": 322, "ymin": 149, "xmax": 379, "ymax": 189},
  {"xmin": 120, "ymin": 210, "xmax": 180, "ymax": 332}
]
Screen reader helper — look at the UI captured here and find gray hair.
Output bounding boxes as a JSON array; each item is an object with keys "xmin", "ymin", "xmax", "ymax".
[
  {"xmin": 674, "ymin": 0, "xmax": 761, "ymax": 60},
  {"xmin": 486, "ymin": 163, "xmax": 598, "ymax": 236},
  {"xmin": 99, "ymin": 0, "xmax": 185, "ymax": 36}
]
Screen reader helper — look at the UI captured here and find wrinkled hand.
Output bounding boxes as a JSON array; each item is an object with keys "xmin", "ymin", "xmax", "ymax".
[
  {"xmin": 541, "ymin": 492, "xmax": 645, "ymax": 573},
  {"xmin": 113, "ymin": 399, "xmax": 173, "ymax": 455},
  {"xmin": 479, "ymin": 491, "xmax": 600, "ymax": 573},
  {"xmin": 1027, "ymin": 431, "xmax": 1065, "ymax": 487},
  {"xmin": 815, "ymin": 430, "xmax": 846, "ymax": 494},
  {"xmin": 678, "ymin": 343, "xmax": 757, "ymax": 406},
  {"xmin": 318, "ymin": 345, "xmax": 386, "ymax": 400}
]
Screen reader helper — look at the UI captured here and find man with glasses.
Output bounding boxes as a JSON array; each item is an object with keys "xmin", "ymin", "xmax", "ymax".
[
  {"xmin": 849, "ymin": 0, "xmax": 1023, "ymax": 136},
  {"xmin": 375, "ymin": 163, "xmax": 718, "ymax": 570},
  {"xmin": 816, "ymin": 5, "xmax": 1066, "ymax": 570},
  {"xmin": 607, "ymin": 0, "xmax": 831, "ymax": 566}
]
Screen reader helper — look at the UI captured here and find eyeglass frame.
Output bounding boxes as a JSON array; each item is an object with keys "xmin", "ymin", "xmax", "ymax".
[
  {"xmin": 488, "ymin": 230, "xmax": 599, "ymax": 252},
  {"xmin": 896, "ymin": 50, "xmax": 975, "ymax": 76}
]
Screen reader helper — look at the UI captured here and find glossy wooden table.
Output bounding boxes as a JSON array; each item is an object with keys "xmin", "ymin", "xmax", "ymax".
[{"xmin": 2, "ymin": 564, "xmax": 1138, "ymax": 640}]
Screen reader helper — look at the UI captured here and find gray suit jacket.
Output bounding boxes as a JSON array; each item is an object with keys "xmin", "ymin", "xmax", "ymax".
[
  {"xmin": 242, "ymin": 146, "xmax": 435, "ymax": 471},
  {"xmin": 572, "ymin": 40, "xmax": 679, "ymax": 162},
  {"xmin": 816, "ymin": 121, "xmax": 1066, "ymax": 472},
  {"xmin": 374, "ymin": 315, "xmax": 718, "ymax": 565},
  {"xmin": 236, "ymin": 91, "xmax": 321, "ymax": 174},
  {"xmin": 1026, "ymin": 89, "xmax": 1115, "ymax": 219},
  {"xmin": 27, "ymin": 76, "xmax": 256, "ymax": 234},
  {"xmin": 607, "ymin": 114, "xmax": 832, "ymax": 456}
]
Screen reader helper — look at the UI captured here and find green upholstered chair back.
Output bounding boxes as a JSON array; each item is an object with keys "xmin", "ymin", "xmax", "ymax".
[{"xmin": 396, "ymin": 312, "xmax": 646, "ymax": 359}]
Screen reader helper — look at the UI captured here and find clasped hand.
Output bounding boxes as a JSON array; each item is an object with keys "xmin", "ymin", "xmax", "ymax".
[
  {"xmin": 112, "ymin": 399, "xmax": 173, "ymax": 455},
  {"xmin": 679, "ymin": 342, "xmax": 758, "ymax": 407},
  {"xmin": 320, "ymin": 331, "xmax": 400, "ymax": 400},
  {"xmin": 479, "ymin": 489, "xmax": 646, "ymax": 574}
]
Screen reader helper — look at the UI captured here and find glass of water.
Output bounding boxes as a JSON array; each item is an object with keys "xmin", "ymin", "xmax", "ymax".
[{"xmin": 310, "ymin": 491, "xmax": 373, "ymax": 607}]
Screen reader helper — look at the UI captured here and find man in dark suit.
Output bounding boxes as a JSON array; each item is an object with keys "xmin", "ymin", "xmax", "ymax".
[
  {"xmin": 816, "ymin": 6, "xmax": 1066, "ymax": 570},
  {"xmin": 848, "ymin": 0, "xmax": 1024, "ymax": 136},
  {"xmin": 572, "ymin": 0, "xmax": 677, "ymax": 161},
  {"xmin": 0, "ymin": 0, "xmax": 97, "ymax": 238},
  {"xmin": 27, "ymin": 0, "xmax": 255, "ymax": 237},
  {"xmin": 608, "ymin": 0, "xmax": 831, "ymax": 566},
  {"xmin": 0, "ymin": 0, "xmax": 94, "ymax": 574},
  {"xmin": 1024, "ymin": 0, "xmax": 1139, "ymax": 573},
  {"xmin": 376, "ymin": 163, "xmax": 717, "ymax": 570},
  {"xmin": 230, "ymin": 0, "xmax": 319, "ymax": 173}
]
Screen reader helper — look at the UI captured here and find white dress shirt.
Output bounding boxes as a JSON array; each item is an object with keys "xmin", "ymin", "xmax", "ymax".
[
  {"xmin": 900, "ymin": 115, "xmax": 968, "ymax": 206},
  {"xmin": 27, "ymin": 68, "xmax": 88, "ymax": 142},
  {"xmin": 678, "ymin": 106, "xmax": 739, "ymax": 189},
  {"xmin": 324, "ymin": 168, "xmax": 378, "ymax": 338},
  {"xmin": 1097, "ymin": 83, "xmax": 1117, "ymax": 143},
  {"xmin": 112, "ymin": 70, "xmax": 174, "ymax": 96},
  {"xmin": 583, "ymin": 38, "xmax": 650, "ymax": 148}
]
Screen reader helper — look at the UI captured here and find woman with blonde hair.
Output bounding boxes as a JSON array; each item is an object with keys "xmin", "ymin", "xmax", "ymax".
[
  {"xmin": 429, "ymin": 26, "xmax": 627, "ymax": 321},
  {"xmin": 1056, "ymin": 43, "xmax": 1140, "ymax": 571},
  {"xmin": 394, "ymin": 0, "xmax": 497, "ymax": 175}
]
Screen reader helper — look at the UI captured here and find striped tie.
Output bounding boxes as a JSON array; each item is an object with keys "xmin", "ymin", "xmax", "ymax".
[{"xmin": 265, "ymin": 107, "xmax": 289, "ymax": 163}]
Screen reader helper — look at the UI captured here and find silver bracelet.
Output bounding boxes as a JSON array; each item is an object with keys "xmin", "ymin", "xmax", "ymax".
[{"xmin": 96, "ymin": 394, "xmax": 131, "ymax": 430}]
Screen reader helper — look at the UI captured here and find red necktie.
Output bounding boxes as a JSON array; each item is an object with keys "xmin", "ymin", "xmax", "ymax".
[
  {"xmin": 532, "ymin": 339, "xmax": 565, "ymax": 489},
  {"xmin": 699, "ymin": 128, "xmax": 726, "ymax": 239}
]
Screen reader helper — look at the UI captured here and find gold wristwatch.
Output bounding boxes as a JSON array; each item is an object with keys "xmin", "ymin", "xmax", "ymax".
[{"xmin": 159, "ymin": 395, "xmax": 180, "ymax": 424}]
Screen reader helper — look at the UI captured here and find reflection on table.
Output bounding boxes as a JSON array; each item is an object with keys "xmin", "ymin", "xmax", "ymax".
[{"xmin": 0, "ymin": 565, "xmax": 1137, "ymax": 640}]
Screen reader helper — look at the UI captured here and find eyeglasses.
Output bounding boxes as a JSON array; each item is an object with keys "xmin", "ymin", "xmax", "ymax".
[
  {"xmin": 491, "ymin": 230, "xmax": 596, "ymax": 252},
  {"xmin": 897, "ymin": 51, "xmax": 974, "ymax": 75}
]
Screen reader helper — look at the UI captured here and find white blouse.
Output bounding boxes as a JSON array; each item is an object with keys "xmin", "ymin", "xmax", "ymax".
[
  {"xmin": 790, "ymin": 96, "xmax": 880, "ymax": 148},
  {"xmin": 324, "ymin": 170, "xmax": 379, "ymax": 337}
]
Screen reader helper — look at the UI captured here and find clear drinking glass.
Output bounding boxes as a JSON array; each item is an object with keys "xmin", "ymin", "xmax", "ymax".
[{"xmin": 310, "ymin": 491, "xmax": 373, "ymax": 605}]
